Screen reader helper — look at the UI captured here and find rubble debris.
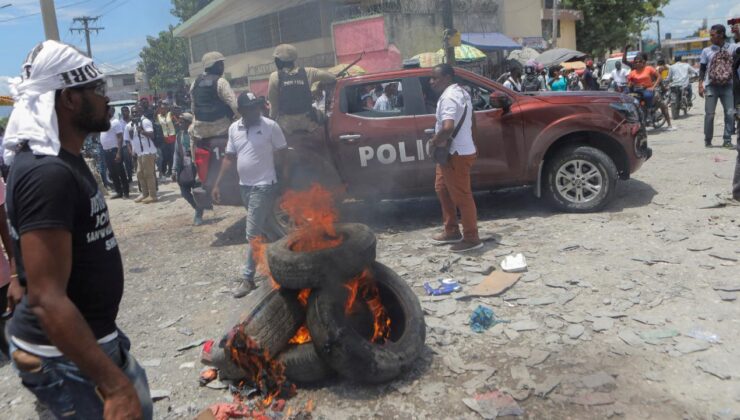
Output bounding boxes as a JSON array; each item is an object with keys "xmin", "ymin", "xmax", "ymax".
[
  {"xmin": 470, "ymin": 305, "xmax": 509, "ymax": 333},
  {"xmin": 424, "ymin": 279, "xmax": 461, "ymax": 296},
  {"xmin": 712, "ymin": 282, "xmax": 740, "ymax": 292},
  {"xmin": 565, "ymin": 324, "xmax": 585, "ymax": 340},
  {"xmin": 580, "ymin": 372, "xmax": 616, "ymax": 389},
  {"xmin": 591, "ymin": 318, "xmax": 614, "ymax": 332},
  {"xmin": 463, "ymin": 390, "xmax": 524, "ymax": 419},
  {"xmin": 695, "ymin": 359, "xmax": 731, "ymax": 380},
  {"xmin": 520, "ymin": 296, "xmax": 556, "ymax": 306},
  {"xmin": 142, "ymin": 359, "xmax": 162, "ymax": 368},
  {"xmin": 158, "ymin": 315, "xmax": 184, "ymax": 329},
  {"xmin": 569, "ymin": 392, "xmax": 616, "ymax": 406},
  {"xmin": 639, "ymin": 328, "xmax": 679, "ymax": 342},
  {"xmin": 501, "ymin": 253, "xmax": 527, "ymax": 273},
  {"xmin": 177, "ymin": 338, "xmax": 208, "ymax": 352},
  {"xmin": 463, "ymin": 367, "xmax": 497, "ymax": 392},
  {"xmin": 205, "ymin": 380, "xmax": 229, "ymax": 390},
  {"xmin": 617, "ymin": 329, "xmax": 643, "ymax": 347},
  {"xmin": 717, "ymin": 291, "xmax": 737, "ymax": 301},
  {"xmin": 199, "ymin": 367, "xmax": 218, "ymax": 386},
  {"xmin": 534, "ymin": 377, "xmax": 561, "ymax": 398},
  {"xmin": 708, "ymin": 252, "xmax": 738, "ymax": 262},
  {"xmin": 178, "ymin": 327, "xmax": 195, "ymax": 336},
  {"xmin": 526, "ymin": 350, "xmax": 550, "ymax": 367},
  {"xmin": 631, "ymin": 314, "xmax": 664, "ymax": 326},
  {"xmin": 509, "ymin": 320, "xmax": 540, "ymax": 332},
  {"xmin": 686, "ymin": 327, "xmax": 721, "ymax": 343},
  {"xmin": 673, "ymin": 338, "xmax": 711, "ymax": 354},
  {"xmin": 467, "ymin": 272, "xmax": 522, "ymax": 297}
]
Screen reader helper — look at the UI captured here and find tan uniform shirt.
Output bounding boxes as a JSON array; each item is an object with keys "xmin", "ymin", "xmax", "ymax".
[
  {"xmin": 189, "ymin": 76, "xmax": 240, "ymax": 140},
  {"xmin": 268, "ymin": 67, "xmax": 336, "ymax": 134}
]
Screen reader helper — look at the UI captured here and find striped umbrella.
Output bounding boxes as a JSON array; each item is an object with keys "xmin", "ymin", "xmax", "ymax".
[
  {"xmin": 436, "ymin": 45, "xmax": 487, "ymax": 62},
  {"xmin": 0, "ymin": 96, "xmax": 12, "ymax": 106}
]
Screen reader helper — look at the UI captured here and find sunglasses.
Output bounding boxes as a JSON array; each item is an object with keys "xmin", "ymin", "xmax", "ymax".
[{"xmin": 72, "ymin": 80, "xmax": 107, "ymax": 98}]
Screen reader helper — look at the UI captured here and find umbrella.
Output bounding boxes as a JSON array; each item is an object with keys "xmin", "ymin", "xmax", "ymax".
[
  {"xmin": 507, "ymin": 47, "xmax": 540, "ymax": 65},
  {"xmin": 536, "ymin": 48, "xmax": 587, "ymax": 67},
  {"xmin": 0, "ymin": 96, "xmax": 12, "ymax": 106},
  {"xmin": 434, "ymin": 45, "xmax": 487, "ymax": 62},
  {"xmin": 328, "ymin": 63, "xmax": 367, "ymax": 77}
]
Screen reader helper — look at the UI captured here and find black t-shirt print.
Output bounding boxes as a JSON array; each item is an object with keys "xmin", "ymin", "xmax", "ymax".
[{"xmin": 6, "ymin": 147, "xmax": 124, "ymax": 345}]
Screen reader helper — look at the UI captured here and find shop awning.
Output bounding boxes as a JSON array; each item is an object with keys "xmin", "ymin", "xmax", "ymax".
[{"xmin": 461, "ymin": 32, "xmax": 521, "ymax": 52}]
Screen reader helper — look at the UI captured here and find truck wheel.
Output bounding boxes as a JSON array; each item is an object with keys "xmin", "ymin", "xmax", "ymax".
[
  {"xmin": 544, "ymin": 146, "xmax": 618, "ymax": 213},
  {"xmin": 266, "ymin": 223, "xmax": 376, "ymax": 290}
]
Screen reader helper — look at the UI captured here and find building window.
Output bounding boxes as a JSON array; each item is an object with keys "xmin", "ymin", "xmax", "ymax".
[
  {"xmin": 542, "ymin": 19, "xmax": 561, "ymax": 39},
  {"xmin": 244, "ymin": 14, "xmax": 275, "ymax": 52},
  {"xmin": 122, "ymin": 76, "xmax": 136, "ymax": 86},
  {"xmin": 278, "ymin": 3, "xmax": 322, "ymax": 44}
]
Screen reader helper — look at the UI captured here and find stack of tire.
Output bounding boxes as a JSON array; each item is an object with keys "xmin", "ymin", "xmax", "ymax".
[{"xmin": 217, "ymin": 223, "xmax": 426, "ymax": 386}]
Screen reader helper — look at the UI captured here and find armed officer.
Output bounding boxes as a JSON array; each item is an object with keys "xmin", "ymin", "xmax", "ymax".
[
  {"xmin": 268, "ymin": 44, "xmax": 337, "ymax": 139},
  {"xmin": 190, "ymin": 52, "xmax": 239, "ymax": 153}
]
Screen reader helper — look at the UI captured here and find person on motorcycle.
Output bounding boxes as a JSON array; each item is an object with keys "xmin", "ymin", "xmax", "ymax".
[
  {"xmin": 623, "ymin": 48, "xmax": 675, "ymax": 131},
  {"xmin": 521, "ymin": 60, "xmax": 546, "ymax": 92},
  {"xmin": 667, "ymin": 55, "xmax": 698, "ymax": 108},
  {"xmin": 610, "ymin": 61, "xmax": 630, "ymax": 92}
]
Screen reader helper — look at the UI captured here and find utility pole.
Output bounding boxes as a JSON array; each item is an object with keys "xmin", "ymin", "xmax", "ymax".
[
  {"xmin": 656, "ymin": 20, "xmax": 661, "ymax": 50},
  {"xmin": 441, "ymin": 0, "xmax": 456, "ymax": 65},
  {"xmin": 552, "ymin": 0, "xmax": 558, "ymax": 48},
  {"xmin": 39, "ymin": 0, "xmax": 59, "ymax": 41},
  {"xmin": 70, "ymin": 16, "xmax": 104, "ymax": 58}
]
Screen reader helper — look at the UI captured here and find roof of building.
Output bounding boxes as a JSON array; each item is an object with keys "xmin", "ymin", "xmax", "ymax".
[
  {"xmin": 461, "ymin": 32, "xmax": 521, "ymax": 51},
  {"xmin": 662, "ymin": 37, "xmax": 710, "ymax": 46}
]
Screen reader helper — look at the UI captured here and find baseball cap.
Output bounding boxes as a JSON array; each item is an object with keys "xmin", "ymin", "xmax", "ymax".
[{"xmin": 237, "ymin": 92, "xmax": 265, "ymax": 108}]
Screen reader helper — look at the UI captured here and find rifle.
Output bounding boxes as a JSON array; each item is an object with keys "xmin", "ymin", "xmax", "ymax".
[{"xmin": 336, "ymin": 51, "xmax": 365, "ymax": 78}]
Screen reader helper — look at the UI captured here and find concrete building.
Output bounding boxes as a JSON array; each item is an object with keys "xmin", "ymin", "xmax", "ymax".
[
  {"xmin": 500, "ymin": 0, "xmax": 582, "ymax": 51},
  {"xmin": 173, "ymin": 0, "xmax": 505, "ymax": 95},
  {"xmin": 102, "ymin": 70, "xmax": 148, "ymax": 102},
  {"xmin": 661, "ymin": 35, "xmax": 711, "ymax": 65}
]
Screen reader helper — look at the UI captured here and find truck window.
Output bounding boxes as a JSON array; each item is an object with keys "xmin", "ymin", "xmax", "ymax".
[
  {"xmin": 343, "ymin": 80, "xmax": 406, "ymax": 118},
  {"xmin": 419, "ymin": 77, "xmax": 494, "ymax": 113}
]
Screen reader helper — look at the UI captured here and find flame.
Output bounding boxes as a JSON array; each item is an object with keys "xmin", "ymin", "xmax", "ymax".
[
  {"xmin": 343, "ymin": 269, "xmax": 392, "ymax": 344},
  {"xmin": 297, "ymin": 289, "xmax": 311, "ymax": 306},
  {"xmin": 306, "ymin": 400, "xmax": 314, "ymax": 413},
  {"xmin": 226, "ymin": 324, "xmax": 296, "ymax": 407},
  {"xmin": 281, "ymin": 184, "xmax": 342, "ymax": 252},
  {"xmin": 251, "ymin": 236, "xmax": 281, "ymax": 290},
  {"xmin": 288, "ymin": 325, "xmax": 312, "ymax": 344}
]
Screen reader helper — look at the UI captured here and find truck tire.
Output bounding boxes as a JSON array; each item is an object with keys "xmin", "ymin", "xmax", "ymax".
[
  {"xmin": 236, "ymin": 284, "xmax": 304, "ymax": 357},
  {"xmin": 266, "ymin": 223, "xmax": 376, "ymax": 290},
  {"xmin": 278, "ymin": 344, "xmax": 334, "ymax": 384},
  {"xmin": 544, "ymin": 146, "xmax": 618, "ymax": 213},
  {"xmin": 306, "ymin": 262, "xmax": 426, "ymax": 384}
]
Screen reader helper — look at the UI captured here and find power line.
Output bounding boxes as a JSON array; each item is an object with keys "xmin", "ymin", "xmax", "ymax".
[
  {"xmin": 0, "ymin": 0, "xmax": 92, "ymax": 23},
  {"xmin": 69, "ymin": 15, "xmax": 103, "ymax": 57}
]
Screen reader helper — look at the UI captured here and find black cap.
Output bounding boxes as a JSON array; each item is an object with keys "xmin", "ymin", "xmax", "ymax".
[{"xmin": 237, "ymin": 92, "xmax": 265, "ymax": 108}]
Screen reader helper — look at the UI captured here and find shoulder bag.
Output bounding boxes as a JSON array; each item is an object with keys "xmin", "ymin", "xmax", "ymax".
[{"xmin": 433, "ymin": 104, "xmax": 468, "ymax": 166}]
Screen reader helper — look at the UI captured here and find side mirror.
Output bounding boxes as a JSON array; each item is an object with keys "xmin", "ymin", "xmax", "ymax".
[{"xmin": 489, "ymin": 92, "xmax": 512, "ymax": 112}]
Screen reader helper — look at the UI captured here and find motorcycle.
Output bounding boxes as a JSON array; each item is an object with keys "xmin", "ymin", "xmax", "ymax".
[
  {"xmin": 669, "ymin": 85, "xmax": 693, "ymax": 119},
  {"xmin": 629, "ymin": 88, "xmax": 666, "ymax": 130}
]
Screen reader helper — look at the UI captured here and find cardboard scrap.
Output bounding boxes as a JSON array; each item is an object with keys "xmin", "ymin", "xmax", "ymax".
[{"xmin": 468, "ymin": 272, "xmax": 522, "ymax": 297}]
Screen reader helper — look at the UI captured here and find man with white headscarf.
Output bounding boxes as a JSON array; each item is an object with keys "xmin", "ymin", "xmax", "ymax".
[{"xmin": 3, "ymin": 40, "xmax": 151, "ymax": 419}]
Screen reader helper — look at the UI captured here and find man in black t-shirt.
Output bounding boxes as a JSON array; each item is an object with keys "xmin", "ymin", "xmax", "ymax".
[{"xmin": 3, "ymin": 40, "xmax": 151, "ymax": 419}]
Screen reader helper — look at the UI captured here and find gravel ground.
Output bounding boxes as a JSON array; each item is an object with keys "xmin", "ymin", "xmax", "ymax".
[{"xmin": 2, "ymin": 92, "xmax": 740, "ymax": 419}]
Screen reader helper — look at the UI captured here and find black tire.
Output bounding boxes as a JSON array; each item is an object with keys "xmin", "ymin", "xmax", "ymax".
[
  {"xmin": 267, "ymin": 223, "xmax": 376, "ymax": 289},
  {"xmin": 670, "ymin": 93, "xmax": 679, "ymax": 120},
  {"xmin": 653, "ymin": 108, "xmax": 666, "ymax": 129},
  {"xmin": 306, "ymin": 262, "xmax": 426, "ymax": 384},
  {"xmin": 236, "ymin": 284, "xmax": 304, "ymax": 357},
  {"xmin": 544, "ymin": 145, "xmax": 618, "ymax": 213},
  {"xmin": 278, "ymin": 344, "xmax": 334, "ymax": 384}
]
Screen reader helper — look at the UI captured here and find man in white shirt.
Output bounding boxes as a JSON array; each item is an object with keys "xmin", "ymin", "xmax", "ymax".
[
  {"xmin": 120, "ymin": 106, "xmax": 134, "ymax": 183},
  {"xmin": 427, "ymin": 63, "xmax": 482, "ymax": 253},
  {"xmin": 373, "ymin": 83, "xmax": 398, "ymax": 111},
  {"xmin": 129, "ymin": 106, "xmax": 158, "ymax": 203},
  {"xmin": 100, "ymin": 108, "xmax": 129, "ymax": 199},
  {"xmin": 667, "ymin": 55, "xmax": 699, "ymax": 106},
  {"xmin": 610, "ymin": 61, "xmax": 630, "ymax": 92},
  {"xmin": 212, "ymin": 92, "xmax": 288, "ymax": 298}
]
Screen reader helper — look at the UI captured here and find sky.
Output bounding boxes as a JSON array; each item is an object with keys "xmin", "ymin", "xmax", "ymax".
[
  {"xmin": 649, "ymin": 0, "xmax": 740, "ymax": 40},
  {"xmin": 0, "ymin": 0, "xmax": 179, "ymax": 99}
]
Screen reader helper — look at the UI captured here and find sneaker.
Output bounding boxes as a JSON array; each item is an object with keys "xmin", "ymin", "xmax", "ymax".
[
  {"xmin": 665, "ymin": 126, "xmax": 677, "ymax": 132},
  {"xmin": 193, "ymin": 214, "xmax": 204, "ymax": 226},
  {"xmin": 233, "ymin": 279, "xmax": 256, "ymax": 298},
  {"xmin": 723, "ymin": 142, "xmax": 734, "ymax": 149},
  {"xmin": 705, "ymin": 142, "xmax": 712, "ymax": 148},
  {"xmin": 431, "ymin": 231, "xmax": 463, "ymax": 244},
  {"xmin": 450, "ymin": 239, "xmax": 484, "ymax": 253},
  {"xmin": 134, "ymin": 195, "xmax": 146, "ymax": 203},
  {"xmin": 142, "ymin": 196, "xmax": 157, "ymax": 204},
  {"xmin": 123, "ymin": 193, "xmax": 130, "ymax": 199}
]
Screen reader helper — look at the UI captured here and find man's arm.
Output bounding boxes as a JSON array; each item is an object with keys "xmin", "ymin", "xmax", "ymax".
[
  {"xmin": 621, "ymin": 45, "xmax": 631, "ymax": 67},
  {"xmin": 268, "ymin": 73, "xmax": 279, "ymax": 119},
  {"xmin": 22, "ymin": 229, "xmax": 141, "ymax": 418},
  {"xmin": 309, "ymin": 67, "xmax": 338, "ymax": 86},
  {"xmin": 217, "ymin": 79, "xmax": 239, "ymax": 118},
  {"xmin": 211, "ymin": 154, "xmax": 234, "ymax": 204},
  {"xmin": 429, "ymin": 119, "xmax": 455, "ymax": 147}
]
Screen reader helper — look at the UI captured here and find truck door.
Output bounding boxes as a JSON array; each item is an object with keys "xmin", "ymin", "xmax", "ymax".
[
  {"xmin": 415, "ymin": 76, "xmax": 523, "ymax": 188},
  {"xmin": 329, "ymin": 78, "xmax": 429, "ymax": 197}
]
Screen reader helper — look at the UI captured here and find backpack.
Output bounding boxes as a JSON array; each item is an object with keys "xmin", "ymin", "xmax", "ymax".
[
  {"xmin": 708, "ymin": 47, "xmax": 734, "ymax": 86},
  {"xmin": 521, "ymin": 75, "xmax": 541, "ymax": 92}
]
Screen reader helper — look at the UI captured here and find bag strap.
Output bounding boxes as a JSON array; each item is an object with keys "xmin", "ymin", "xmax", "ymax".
[{"xmin": 451, "ymin": 104, "xmax": 468, "ymax": 140}]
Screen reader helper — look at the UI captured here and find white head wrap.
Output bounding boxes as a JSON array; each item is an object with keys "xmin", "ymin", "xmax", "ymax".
[{"xmin": 3, "ymin": 40, "xmax": 105, "ymax": 164}]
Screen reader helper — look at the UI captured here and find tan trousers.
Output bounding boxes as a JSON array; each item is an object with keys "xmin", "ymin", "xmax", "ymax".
[
  {"xmin": 136, "ymin": 154, "xmax": 157, "ymax": 199},
  {"xmin": 434, "ymin": 154, "xmax": 479, "ymax": 241}
]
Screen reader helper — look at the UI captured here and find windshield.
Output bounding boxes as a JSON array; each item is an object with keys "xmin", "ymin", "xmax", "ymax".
[{"xmin": 603, "ymin": 59, "xmax": 630, "ymax": 76}]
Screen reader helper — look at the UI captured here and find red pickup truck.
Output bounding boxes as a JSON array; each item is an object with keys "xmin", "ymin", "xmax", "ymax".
[{"xmin": 194, "ymin": 67, "xmax": 650, "ymax": 229}]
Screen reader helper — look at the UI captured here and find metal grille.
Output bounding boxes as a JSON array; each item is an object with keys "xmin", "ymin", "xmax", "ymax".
[{"xmin": 278, "ymin": 2, "xmax": 323, "ymax": 44}]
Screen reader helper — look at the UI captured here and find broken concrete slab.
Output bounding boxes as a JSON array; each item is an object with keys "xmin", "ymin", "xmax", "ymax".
[
  {"xmin": 580, "ymin": 371, "xmax": 616, "ymax": 389},
  {"xmin": 570, "ymin": 392, "xmax": 616, "ymax": 406},
  {"xmin": 591, "ymin": 317, "xmax": 614, "ymax": 332},
  {"xmin": 526, "ymin": 350, "xmax": 550, "ymax": 367},
  {"xmin": 617, "ymin": 281, "xmax": 635, "ymax": 291},
  {"xmin": 150, "ymin": 389, "xmax": 171, "ymax": 401},
  {"xmin": 558, "ymin": 292, "xmax": 578, "ymax": 305},
  {"xmin": 534, "ymin": 377, "xmax": 561, "ymax": 398},
  {"xmin": 142, "ymin": 359, "xmax": 162, "ymax": 368},
  {"xmin": 709, "ymin": 252, "xmax": 738, "ymax": 262},
  {"xmin": 565, "ymin": 324, "xmax": 585, "ymax": 340},
  {"xmin": 695, "ymin": 359, "xmax": 731, "ymax": 380},
  {"xmin": 639, "ymin": 328, "xmax": 680, "ymax": 342},
  {"xmin": 544, "ymin": 279, "xmax": 569, "ymax": 289},
  {"xmin": 562, "ymin": 313, "xmax": 585, "ymax": 324},
  {"xmin": 177, "ymin": 338, "xmax": 207, "ymax": 352},
  {"xmin": 713, "ymin": 282, "xmax": 740, "ymax": 292},
  {"xmin": 463, "ymin": 390, "xmax": 524, "ymax": 419},
  {"xmin": 158, "ymin": 315, "xmax": 184, "ymax": 329},
  {"xmin": 509, "ymin": 320, "xmax": 540, "ymax": 332},
  {"xmin": 520, "ymin": 296, "xmax": 557, "ymax": 306},
  {"xmin": 674, "ymin": 338, "xmax": 711, "ymax": 354},
  {"xmin": 463, "ymin": 368, "xmax": 497, "ymax": 392},
  {"xmin": 718, "ymin": 291, "xmax": 737, "ymax": 301},
  {"xmin": 631, "ymin": 314, "xmax": 665, "ymax": 326},
  {"xmin": 544, "ymin": 317, "xmax": 565, "ymax": 329},
  {"xmin": 618, "ymin": 329, "xmax": 643, "ymax": 347}
]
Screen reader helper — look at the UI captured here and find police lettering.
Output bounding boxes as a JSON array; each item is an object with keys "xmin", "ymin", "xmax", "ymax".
[{"xmin": 358, "ymin": 140, "xmax": 429, "ymax": 167}]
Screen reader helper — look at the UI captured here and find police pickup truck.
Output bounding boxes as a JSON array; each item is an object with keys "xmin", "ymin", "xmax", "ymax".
[{"xmin": 194, "ymin": 67, "xmax": 650, "ymax": 230}]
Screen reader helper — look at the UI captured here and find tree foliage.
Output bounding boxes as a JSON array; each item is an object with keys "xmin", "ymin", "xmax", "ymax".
[
  {"xmin": 562, "ymin": 0, "xmax": 671, "ymax": 57},
  {"xmin": 137, "ymin": 27, "xmax": 190, "ymax": 92},
  {"xmin": 170, "ymin": 0, "xmax": 213, "ymax": 22}
]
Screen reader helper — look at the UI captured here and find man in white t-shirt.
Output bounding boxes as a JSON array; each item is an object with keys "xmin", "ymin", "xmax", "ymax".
[
  {"xmin": 100, "ymin": 108, "xmax": 129, "ymax": 199},
  {"xmin": 427, "ymin": 63, "xmax": 482, "ymax": 253},
  {"xmin": 373, "ymin": 83, "xmax": 398, "ymax": 111},
  {"xmin": 610, "ymin": 61, "xmax": 630, "ymax": 91},
  {"xmin": 130, "ymin": 106, "xmax": 158, "ymax": 203},
  {"xmin": 120, "ymin": 106, "xmax": 134, "ymax": 183},
  {"xmin": 212, "ymin": 92, "xmax": 288, "ymax": 297}
]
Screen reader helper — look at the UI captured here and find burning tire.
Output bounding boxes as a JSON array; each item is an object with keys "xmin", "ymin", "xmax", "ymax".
[
  {"xmin": 267, "ymin": 223, "xmax": 376, "ymax": 289},
  {"xmin": 306, "ymin": 262, "xmax": 426, "ymax": 384},
  {"xmin": 237, "ymin": 284, "xmax": 305, "ymax": 357},
  {"xmin": 278, "ymin": 344, "xmax": 333, "ymax": 384}
]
